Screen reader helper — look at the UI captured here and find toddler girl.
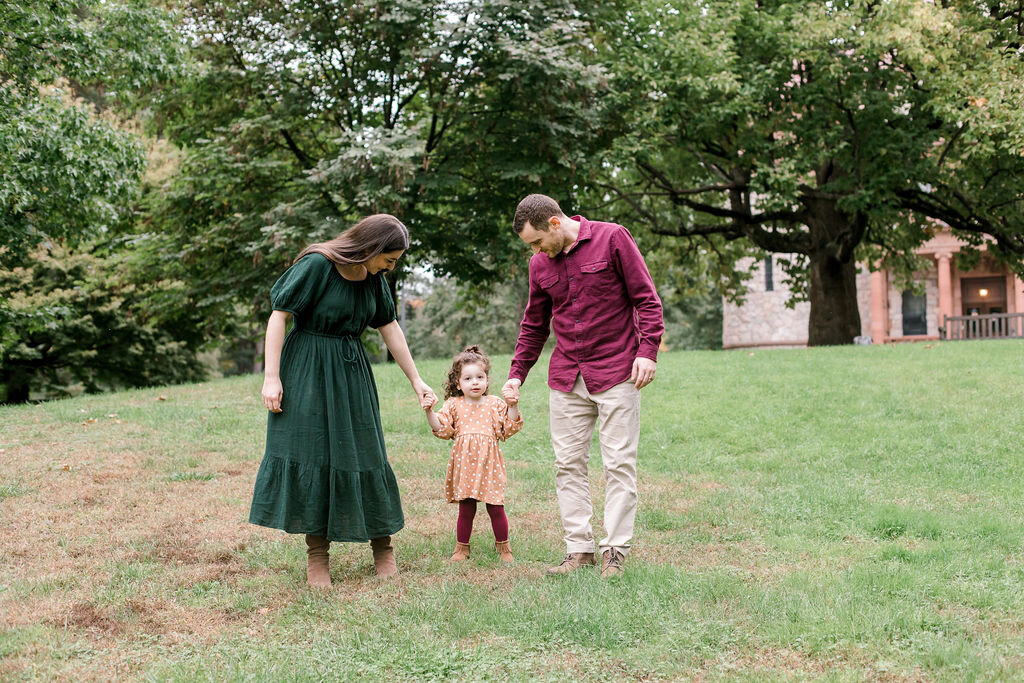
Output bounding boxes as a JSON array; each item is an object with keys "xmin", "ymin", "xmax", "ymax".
[{"xmin": 423, "ymin": 345, "xmax": 522, "ymax": 563}]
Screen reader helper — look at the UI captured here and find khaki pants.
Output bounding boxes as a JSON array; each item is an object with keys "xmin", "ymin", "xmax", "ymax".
[{"xmin": 549, "ymin": 375, "xmax": 640, "ymax": 555}]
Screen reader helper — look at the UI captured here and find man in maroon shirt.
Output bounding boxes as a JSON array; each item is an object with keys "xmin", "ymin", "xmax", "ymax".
[{"xmin": 501, "ymin": 194, "xmax": 664, "ymax": 578}]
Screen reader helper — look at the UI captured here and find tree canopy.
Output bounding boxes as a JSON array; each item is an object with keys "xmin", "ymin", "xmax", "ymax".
[
  {"xmin": 595, "ymin": 0, "xmax": 1024, "ymax": 344},
  {"xmin": 145, "ymin": 0, "xmax": 610, "ymax": 330},
  {"xmin": 1, "ymin": 1, "xmax": 197, "ymax": 401},
  {"xmin": 5, "ymin": 0, "xmax": 1024, "ymax": 400},
  {"xmin": 0, "ymin": 0, "xmax": 181, "ymax": 263}
]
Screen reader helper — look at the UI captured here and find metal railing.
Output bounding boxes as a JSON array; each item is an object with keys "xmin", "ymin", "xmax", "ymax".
[{"xmin": 942, "ymin": 313, "xmax": 1024, "ymax": 340}]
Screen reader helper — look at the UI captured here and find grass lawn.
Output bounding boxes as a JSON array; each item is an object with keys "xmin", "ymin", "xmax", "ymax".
[{"xmin": 2, "ymin": 340, "xmax": 1024, "ymax": 680}]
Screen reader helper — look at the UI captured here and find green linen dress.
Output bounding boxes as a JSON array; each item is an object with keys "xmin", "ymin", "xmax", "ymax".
[{"xmin": 248, "ymin": 253, "xmax": 404, "ymax": 542}]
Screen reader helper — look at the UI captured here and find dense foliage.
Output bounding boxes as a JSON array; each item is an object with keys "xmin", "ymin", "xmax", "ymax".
[
  {"xmin": 0, "ymin": 0, "xmax": 180, "ymax": 262},
  {"xmin": 144, "ymin": 0, "xmax": 609, "ymax": 332},
  {"xmin": 595, "ymin": 0, "xmax": 1024, "ymax": 344},
  {"xmin": 4, "ymin": 0, "xmax": 1024, "ymax": 400},
  {"xmin": 0, "ymin": 0, "xmax": 195, "ymax": 401},
  {"xmin": 0, "ymin": 247, "xmax": 207, "ymax": 402}
]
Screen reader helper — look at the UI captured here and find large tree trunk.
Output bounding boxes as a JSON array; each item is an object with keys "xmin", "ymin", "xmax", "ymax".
[
  {"xmin": 807, "ymin": 251, "xmax": 861, "ymax": 345},
  {"xmin": 804, "ymin": 195, "xmax": 863, "ymax": 346},
  {"xmin": 2, "ymin": 371, "xmax": 31, "ymax": 404}
]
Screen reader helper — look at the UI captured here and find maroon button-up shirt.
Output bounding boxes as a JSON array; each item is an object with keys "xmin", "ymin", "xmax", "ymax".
[{"xmin": 509, "ymin": 216, "xmax": 665, "ymax": 393}]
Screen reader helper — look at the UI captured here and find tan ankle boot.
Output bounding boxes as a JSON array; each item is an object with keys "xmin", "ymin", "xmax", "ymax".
[
  {"xmin": 370, "ymin": 536, "xmax": 397, "ymax": 578},
  {"xmin": 305, "ymin": 534, "xmax": 331, "ymax": 588},
  {"xmin": 495, "ymin": 540, "xmax": 514, "ymax": 564},
  {"xmin": 450, "ymin": 542, "xmax": 470, "ymax": 562}
]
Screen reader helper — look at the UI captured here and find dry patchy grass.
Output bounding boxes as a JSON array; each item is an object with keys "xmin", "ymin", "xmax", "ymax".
[
  {"xmin": 0, "ymin": 383, "xmax": 582, "ymax": 677},
  {"xmin": 0, "ymin": 388, "xmax": 292, "ymax": 677},
  {"xmin": 5, "ymin": 343, "xmax": 1024, "ymax": 680}
]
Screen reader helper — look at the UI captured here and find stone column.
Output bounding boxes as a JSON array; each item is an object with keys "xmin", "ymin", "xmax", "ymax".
[
  {"xmin": 870, "ymin": 268, "xmax": 888, "ymax": 343},
  {"xmin": 937, "ymin": 252, "xmax": 953, "ymax": 333},
  {"xmin": 1015, "ymin": 274, "xmax": 1024, "ymax": 314}
]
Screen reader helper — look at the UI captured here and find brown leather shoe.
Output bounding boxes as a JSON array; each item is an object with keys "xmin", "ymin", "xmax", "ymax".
[
  {"xmin": 370, "ymin": 536, "xmax": 398, "ymax": 578},
  {"xmin": 601, "ymin": 547, "xmax": 625, "ymax": 578},
  {"xmin": 545, "ymin": 552, "xmax": 596, "ymax": 576},
  {"xmin": 450, "ymin": 542, "xmax": 471, "ymax": 562},
  {"xmin": 305, "ymin": 534, "xmax": 331, "ymax": 588},
  {"xmin": 494, "ymin": 540, "xmax": 514, "ymax": 564}
]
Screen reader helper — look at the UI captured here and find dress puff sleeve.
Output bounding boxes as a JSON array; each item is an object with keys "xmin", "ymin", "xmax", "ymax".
[
  {"xmin": 369, "ymin": 274, "xmax": 398, "ymax": 329},
  {"xmin": 432, "ymin": 397, "xmax": 457, "ymax": 440},
  {"xmin": 270, "ymin": 253, "xmax": 333, "ymax": 316},
  {"xmin": 493, "ymin": 396, "xmax": 523, "ymax": 442}
]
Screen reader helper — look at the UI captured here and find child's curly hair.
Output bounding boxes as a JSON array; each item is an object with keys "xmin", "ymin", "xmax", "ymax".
[{"xmin": 444, "ymin": 345, "xmax": 492, "ymax": 399}]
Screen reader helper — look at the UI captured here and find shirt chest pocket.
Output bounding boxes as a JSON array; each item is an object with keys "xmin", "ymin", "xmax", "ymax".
[
  {"xmin": 539, "ymin": 273, "xmax": 568, "ymax": 300},
  {"xmin": 580, "ymin": 260, "xmax": 619, "ymax": 292}
]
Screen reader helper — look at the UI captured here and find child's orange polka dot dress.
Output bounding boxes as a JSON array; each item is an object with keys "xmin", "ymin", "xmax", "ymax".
[{"xmin": 432, "ymin": 394, "xmax": 523, "ymax": 505}]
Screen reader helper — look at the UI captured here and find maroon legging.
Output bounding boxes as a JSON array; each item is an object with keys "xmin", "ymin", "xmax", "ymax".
[{"xmin": 456, "ymin": 498, "xmax": 508, "ymax": 544}]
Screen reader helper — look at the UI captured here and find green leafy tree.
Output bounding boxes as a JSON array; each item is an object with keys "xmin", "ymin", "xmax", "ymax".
[
  {"xmin": 1, "ymin": 1, "xmax": 192, "ymax": 401},
  {"xmin": 596, "ymin": 0, "xmax": 1024, "ymax": 345},
  {"xmin": 0, "ymin": 246, "xmax": 207, "ymax": 403},
  {"xmin": 403, "ymin": 271, "xmax": 532, "ymax": 360},
  {"xmin": 1, "ymin": 0, "xmax": 182, "ymax": 263},
  {"xmin": 144, "ymin": 0, "xmax": 609, "ymax": 339}
]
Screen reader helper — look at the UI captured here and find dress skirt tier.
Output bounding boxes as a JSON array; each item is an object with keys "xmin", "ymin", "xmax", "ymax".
[{"xmin": 249, "ymin": 254, "xmax": 404, "ymax": 542}]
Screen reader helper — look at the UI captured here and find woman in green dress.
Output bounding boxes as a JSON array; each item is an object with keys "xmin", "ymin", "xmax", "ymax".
[{"xmin": 249, "ymin": 214, "xmax": 435, "ymax": 587}]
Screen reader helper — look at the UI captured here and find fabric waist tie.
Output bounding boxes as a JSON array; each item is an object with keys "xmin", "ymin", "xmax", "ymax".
[
  {"xmin": 294, "ymin": 328, "xmax": 359, "ymax": 339},
  {"xmin": 293, "ymin": 328, "xmax": 362, "ymax": 363}
]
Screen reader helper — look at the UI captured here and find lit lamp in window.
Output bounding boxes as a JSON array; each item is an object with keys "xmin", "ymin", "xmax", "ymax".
[{"xmin": 979, "ymin": 288, "xmax": 989, "ymax": 298}]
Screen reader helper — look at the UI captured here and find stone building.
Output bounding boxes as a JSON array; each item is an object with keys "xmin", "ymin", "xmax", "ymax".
[{"xmin": 723, "ymin": 228, "xmax": 1024, "ymax": 349}]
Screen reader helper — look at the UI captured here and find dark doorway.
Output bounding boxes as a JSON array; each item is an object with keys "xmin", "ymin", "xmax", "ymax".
[{"xmin": 902, "ymin": 290, "xmax": 927, "ymax": 335}]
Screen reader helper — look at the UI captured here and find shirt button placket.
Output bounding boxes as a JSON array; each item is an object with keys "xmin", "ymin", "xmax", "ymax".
[{"xmin": 570, "ymin": 256, "xmax": 583, "ymax": 356}]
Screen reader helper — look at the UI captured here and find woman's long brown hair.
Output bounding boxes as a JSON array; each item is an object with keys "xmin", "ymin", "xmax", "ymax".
[
  {"xmin": 295, "ymin": 214, "xmax": 409, "ymax": 265},
  {"xmin": 443, "ymin": 345, "xmax": 492, "ymax": 399}
]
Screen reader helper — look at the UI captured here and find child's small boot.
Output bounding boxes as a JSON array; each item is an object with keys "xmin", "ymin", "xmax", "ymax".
[
  {"xmin": 304, "ymin": 534, "xmax": 331, "ymax": 588},
  {"xmin": 370, "ymin": 536, "xmax": 398, "ymax": 578},
  {"xmin": 495, "ymin": 540, "xmax": 514, "ymax": 564},
  {"xmin": 450, "ymin": 542, "xmax": 471, "ymax": 562}
]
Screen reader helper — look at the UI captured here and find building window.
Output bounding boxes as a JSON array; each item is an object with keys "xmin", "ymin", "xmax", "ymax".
[
  {"xmin": 902, "ymin": 290, "xmax": 927, "ymax": 335},
  {"xmin": 764, "ymin": 256, "xmax": 773, "ymax": 291}
]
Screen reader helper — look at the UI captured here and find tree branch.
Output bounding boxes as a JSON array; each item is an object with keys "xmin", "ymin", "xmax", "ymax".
[
  {"xmin": 649, "ymin": 222, "xmax": 742, "ymax": 238},
  {"xmin": 594, "ymin": 182, "xmax": 660, "ymax": 228},
  {"xmin": 279, "ymin": 129, "xmax": 313, "ymax": 168}
]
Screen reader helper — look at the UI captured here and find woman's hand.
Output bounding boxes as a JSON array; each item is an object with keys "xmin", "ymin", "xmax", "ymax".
[
  {"xmin": 421, "ymin": 391, "xmax": 438, "ymax": 412},
  {"xmin": 412, "ymin": 378, "xmax": 435, "ymax": 408},
  {"xmin": 262, "ymin": 376, "xmax": 284, "ymax": 413}
]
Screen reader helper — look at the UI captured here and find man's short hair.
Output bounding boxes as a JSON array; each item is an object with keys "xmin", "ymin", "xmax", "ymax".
[{"xmin": 513, "ymin": 194, "xmax": 565, "ymax": 234}]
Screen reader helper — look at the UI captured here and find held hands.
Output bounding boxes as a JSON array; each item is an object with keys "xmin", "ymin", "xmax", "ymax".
[
  {"xmin": 631, "ymin": 357, "xmax": 657, "ymax": 390},
  {"xmin": 421, "ymin": 390, "xmax": 438, "ymax": 411},
  {"xmin": 418, "ymin": 381, "xmax": 442, "ymax": 432},
  {"xmin": 262, "ymin": 376, "xmax": 284, "ymax": 413},
  {"xmin": 501, "ymin": 378, "xmax": 521, "ymax": 406},
  {"xmin": 412, "ymin": 378, "xmax": 437, "ymax": 410}
]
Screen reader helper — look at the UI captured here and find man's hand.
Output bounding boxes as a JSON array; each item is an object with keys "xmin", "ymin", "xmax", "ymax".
[
  {"xmin": 630, "ymin": 357, "xmax": 657, "ymax": 390},
  {"xmin": 501, "ymin": 378, "xmax": 521, "ymax": 404}
]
